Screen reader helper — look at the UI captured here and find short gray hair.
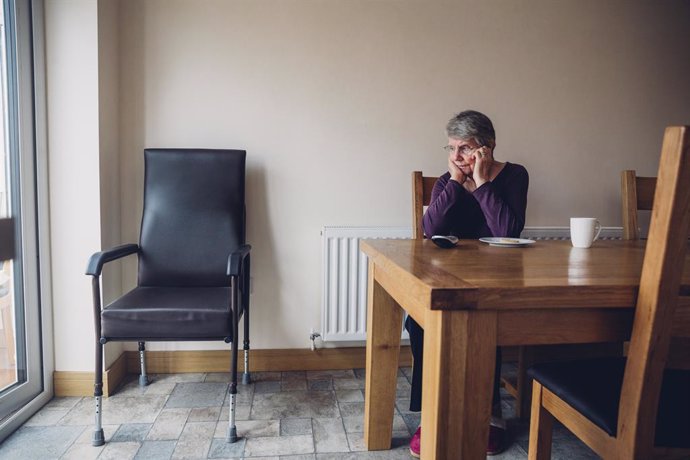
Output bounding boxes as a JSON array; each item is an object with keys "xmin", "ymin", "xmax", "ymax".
[{"xmin": 445, "ymin": 110, "xmax": 496, "ymax": 148}]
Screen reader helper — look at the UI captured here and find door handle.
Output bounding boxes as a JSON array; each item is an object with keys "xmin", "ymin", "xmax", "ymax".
[{"xmin": 0, "ymin": 218, "xmax": 14, "ymax": 261}]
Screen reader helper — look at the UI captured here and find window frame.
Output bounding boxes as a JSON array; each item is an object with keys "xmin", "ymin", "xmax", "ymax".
[{"xmin": 0, "ymin": 0, "xmax": 53, "ymax": 440}]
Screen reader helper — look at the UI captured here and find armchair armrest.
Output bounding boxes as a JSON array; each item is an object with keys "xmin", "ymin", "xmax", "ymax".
[
  {"xmin": 227, "ymin": 244, "xmax": 251, "ymax": 276},
  {"xmin": 86, "ymin": 244, "xmax": 140, "ymax": 276}
]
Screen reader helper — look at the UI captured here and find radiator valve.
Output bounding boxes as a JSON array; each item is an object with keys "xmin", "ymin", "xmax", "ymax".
[{"xmin": 309, "ymin": 329, "xmax": 321, "ymax": 351}]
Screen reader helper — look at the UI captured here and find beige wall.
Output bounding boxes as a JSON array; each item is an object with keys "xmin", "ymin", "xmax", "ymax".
[
  {"xmin": 98, "ymin": 0, "xmax": 124, "ymax": 367},
  {"xmin": 46, "ymin": 0, "xmax": 101, "ymax": 371},
  {"xmin": 47, "ymin": 0, "xmax": 690, "ymax": 369},
  {"xmin": 46, "ymin": 0, "xmax": 123, "ymax": 371}
]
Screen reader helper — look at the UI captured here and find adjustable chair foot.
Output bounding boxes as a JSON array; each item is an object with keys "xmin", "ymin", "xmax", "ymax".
[
  {"xmin": 242, "ymin": 348, "xmax": 250, "ymax": 384},
  {"xmin": 138, "ymin": 342, "xmax": 150, "ymax": 387},
  {"xmin": 226, "ymin": 426, "xmax": 238, "ymax": 443},
  {"xmin": 92, "ymin": 429, "xmax": 105, "ymax": 447}
]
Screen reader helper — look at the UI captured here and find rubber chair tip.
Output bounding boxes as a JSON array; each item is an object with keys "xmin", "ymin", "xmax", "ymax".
[{"xmin": 92, "ymin": 429, "xmax": 105, "ymax": 446}]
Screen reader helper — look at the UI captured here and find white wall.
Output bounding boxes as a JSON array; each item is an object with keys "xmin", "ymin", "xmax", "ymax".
[
  {"xmin": 46, "ymin": 0, "xmax": 101, "ymax": 371},
  {"xmin": 46, "ymin": 0, "xmax": 123, "ymax": 371},
  {"xmin": 98, "ymin": 0, "xmax": 124, "ymax": 367},
  {"xmin": 47, "ymin": 0, "xmax": 690, "ymax": 369}
]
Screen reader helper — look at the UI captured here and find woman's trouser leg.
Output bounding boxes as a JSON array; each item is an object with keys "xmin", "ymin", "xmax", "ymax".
[
  {"xmin": 405, "ymin": 315, "xmax": 503, "ymax": 415},
  {"xmin": 405, "ymin": 315, "xmax": 425, "ymax": 412}
]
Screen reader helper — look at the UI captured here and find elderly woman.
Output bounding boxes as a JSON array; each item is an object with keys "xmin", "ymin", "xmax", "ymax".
[{"xmin": 406, "ymin": 110, "xmax": 529, "ymax": 457}]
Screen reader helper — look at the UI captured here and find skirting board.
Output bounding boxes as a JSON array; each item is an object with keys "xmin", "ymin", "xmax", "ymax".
[
  {"xmin": 54, "ymin": 346, "xmax": 413, "ymax": 397},
  {"xmin": 53, "ymin": 351, "xmax": 127, "ymax": 398}
]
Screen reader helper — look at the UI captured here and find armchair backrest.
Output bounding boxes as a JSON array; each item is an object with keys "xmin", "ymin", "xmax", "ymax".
[
  {"xmin": 138, "ymin": 149, "xmax": 246, "ymax": 287},
  {"xmin": 617, "ymin": 126, "xmax": 690, "ymax": 455}
]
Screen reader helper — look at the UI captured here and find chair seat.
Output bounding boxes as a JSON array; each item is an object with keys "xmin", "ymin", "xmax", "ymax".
[
  {"xmin": 101, "ymin": 286, "xmax": 232, "ymax": 340},
  {"xmin": 528, "ymin": 357, "xmax": 690, "ymax": 448}
]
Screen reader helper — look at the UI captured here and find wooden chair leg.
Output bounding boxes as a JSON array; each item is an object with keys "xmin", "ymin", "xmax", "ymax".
[
  {"xmin": 514, "ymin": 346, "xmax": 525, "ymax": 418},
  {"xmin": 528, "ymin": 381, "xmax": 554, "ymax": 460}
]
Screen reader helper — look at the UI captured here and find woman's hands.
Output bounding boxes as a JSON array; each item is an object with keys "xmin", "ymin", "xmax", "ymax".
[
  {"xmin": 448, "ymin": 145, "xmax": 494, "ymax": 192},
  {"xmin": 471, "ymin": 146, "xmax": 493, "ymax": 188},
  {"xmin": 448, "ymin": 156, "xmax": 467, "ymax": 184}
]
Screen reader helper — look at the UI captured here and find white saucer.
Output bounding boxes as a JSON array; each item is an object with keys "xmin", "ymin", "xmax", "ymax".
[{"xmin": 479, "ymin": 237, "xmax": 536, "ymax": 248}]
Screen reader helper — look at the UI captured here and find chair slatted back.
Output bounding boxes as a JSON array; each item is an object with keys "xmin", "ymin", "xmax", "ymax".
[
  {"xmin": 621, "ymin": 171, "xmax": 656, "ymax": 240},
  {"xmin": 617, "ymin": 126, "xmax": 690, "ymax": 456},
  {"xmin": 622, "ymin": 170, "xmax": 690, "ymax": 240},
  {"xmin": 412, "ymin": 171, "xmax": 439, "ymax": 240}
]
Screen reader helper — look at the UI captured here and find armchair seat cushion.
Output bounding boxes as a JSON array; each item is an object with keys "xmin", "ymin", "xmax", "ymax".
[
  {"xmin": 528, "ymin": 357, "xmax": 690, "ymax": 448},
  {"xmin": 101, "ymin": 287, "xmax": 232, "ymax": 340}
]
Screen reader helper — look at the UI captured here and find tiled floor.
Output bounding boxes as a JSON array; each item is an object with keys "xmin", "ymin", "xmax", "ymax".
[{"xmin": 0, "ymin": 365, "xmax": 599, "ymax": 459}]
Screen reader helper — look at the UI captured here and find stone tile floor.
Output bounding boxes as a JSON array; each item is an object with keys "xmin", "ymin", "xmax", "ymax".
[{"xmin": 0, "ymin": 364, "xmax": 599, "ymax": 459}]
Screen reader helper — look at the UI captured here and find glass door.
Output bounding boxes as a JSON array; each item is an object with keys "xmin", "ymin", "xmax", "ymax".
[
  {"xmin": 0, "ymin": 0, "xmax": 46, "ymax": 427},
  {"xmin": 0, "ymin": 2, "xmax": 18, "ymax": 394}
]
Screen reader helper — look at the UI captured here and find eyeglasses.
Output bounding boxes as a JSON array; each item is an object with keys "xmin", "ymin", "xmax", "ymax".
[{"xmin": 442, "ymin": 144, "xmax": 477, "ymax": 155}]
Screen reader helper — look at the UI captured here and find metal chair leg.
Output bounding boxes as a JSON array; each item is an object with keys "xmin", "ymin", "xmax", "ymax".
[
  {"xmin": 242, "ymin": 307, "xmax": 251, "ymax": 385},
  {"xmin": 91, "ymin": 276, "xmax": 105, "ymax": 446},
  {"xmin": 138, "ymin": 341, "xmax": 150, "ymax": 386},
  {"xmin": 227, "ymin": 276, "xmax": 240, "ymax": 443},
  {"xmin": 227, "ymin": 390, "xmax": 238, "ymax": 443},
  {"xmin": 93, "ymin": 340, "xmax": 105, "ymax": 446}
]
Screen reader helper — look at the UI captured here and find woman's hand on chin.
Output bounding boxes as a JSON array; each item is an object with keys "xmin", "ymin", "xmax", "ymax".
[
  {"xmin": 448, "ymin": 157, "xmax": 467, "ymax": 184},
  {"xmin": 471, "ymin": 146, "xmax": 493, "ymax": 188}
]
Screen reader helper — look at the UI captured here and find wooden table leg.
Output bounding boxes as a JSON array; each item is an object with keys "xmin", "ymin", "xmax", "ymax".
[
  {"xmin": 364, "ymin": 263, "xmax": 404, "ymax": 450},
  {"xmin": 420, "ymin": 310, "xmax": 497, "ymax": 459}
]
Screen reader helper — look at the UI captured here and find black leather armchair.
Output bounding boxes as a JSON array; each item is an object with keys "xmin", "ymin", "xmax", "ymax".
[{"xmin": 86, "ymin": 149, "xmax": 251, "ymax": 446}]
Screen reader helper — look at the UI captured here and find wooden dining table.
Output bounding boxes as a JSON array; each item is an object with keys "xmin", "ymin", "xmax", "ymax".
[{"xmin": 361, "ymin": 238, "xmax": 690, "ymax": 459}]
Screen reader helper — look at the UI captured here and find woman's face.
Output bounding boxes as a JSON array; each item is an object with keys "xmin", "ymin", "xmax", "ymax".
[{"xmin": 446, "ymin": 137, "xmax": 481, "ymax": 175}]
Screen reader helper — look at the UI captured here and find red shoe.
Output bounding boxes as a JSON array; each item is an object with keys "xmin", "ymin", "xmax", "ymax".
[
  {"xmin": 410, "ymin": 424, "xmax": 505, "ymax": 457},
  {"xmin": 487, "ymin": 425, "xmax": 507, "ymax": 456},
  {"xmin": 409, "ymin": 426, "xmax": 420, "ymax": 458}
]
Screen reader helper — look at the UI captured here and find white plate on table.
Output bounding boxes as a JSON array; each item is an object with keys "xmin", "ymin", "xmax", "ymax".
[{"xmin": 479, "ymin": 237, "xmax": 536, "ymax": 248}]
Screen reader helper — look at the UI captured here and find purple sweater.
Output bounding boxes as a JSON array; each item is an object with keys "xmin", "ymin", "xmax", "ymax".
[{"xmin": 423, "ymin": 162, "xmax": 529, "ymax": 238}]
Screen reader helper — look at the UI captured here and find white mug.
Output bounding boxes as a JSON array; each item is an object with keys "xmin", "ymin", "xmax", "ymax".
[{"xmin": 570, "ymin": 217, "xmax": 602, "ymax": 248}]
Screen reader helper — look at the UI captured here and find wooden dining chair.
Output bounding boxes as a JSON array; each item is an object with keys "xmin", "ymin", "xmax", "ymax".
[
  {"xmin": 621, "ymin": 167, "xmax": 690, "ymax": 368},
  {"xmin": 527, "ymin": 126, "xmax": 690, "ymax": 460}
]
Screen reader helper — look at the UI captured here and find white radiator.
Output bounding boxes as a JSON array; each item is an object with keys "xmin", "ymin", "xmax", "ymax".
[
  {"xmin": 321, "ymin": 226, "xmax": 412, "ymax": 341},
  {"xmin": 520, "ymin": 226, "xmax": 622, "ymax": 240}
]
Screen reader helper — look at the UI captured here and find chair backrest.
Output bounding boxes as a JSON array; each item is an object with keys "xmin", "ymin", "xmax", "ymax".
[
  {"xmin": 411, "ymin": 171, "xmax": 439, "ymax": 240},
  {"xmin": 138, "ymin": 149, "xmax": 246, "ymax": 287},
  {"xmin": 617, "ymin": 126, "xmax": 690, "ymax": 455},
  {"xmin": 621, "ymin": 170, "xmax": 657, "ymax": 240}
]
